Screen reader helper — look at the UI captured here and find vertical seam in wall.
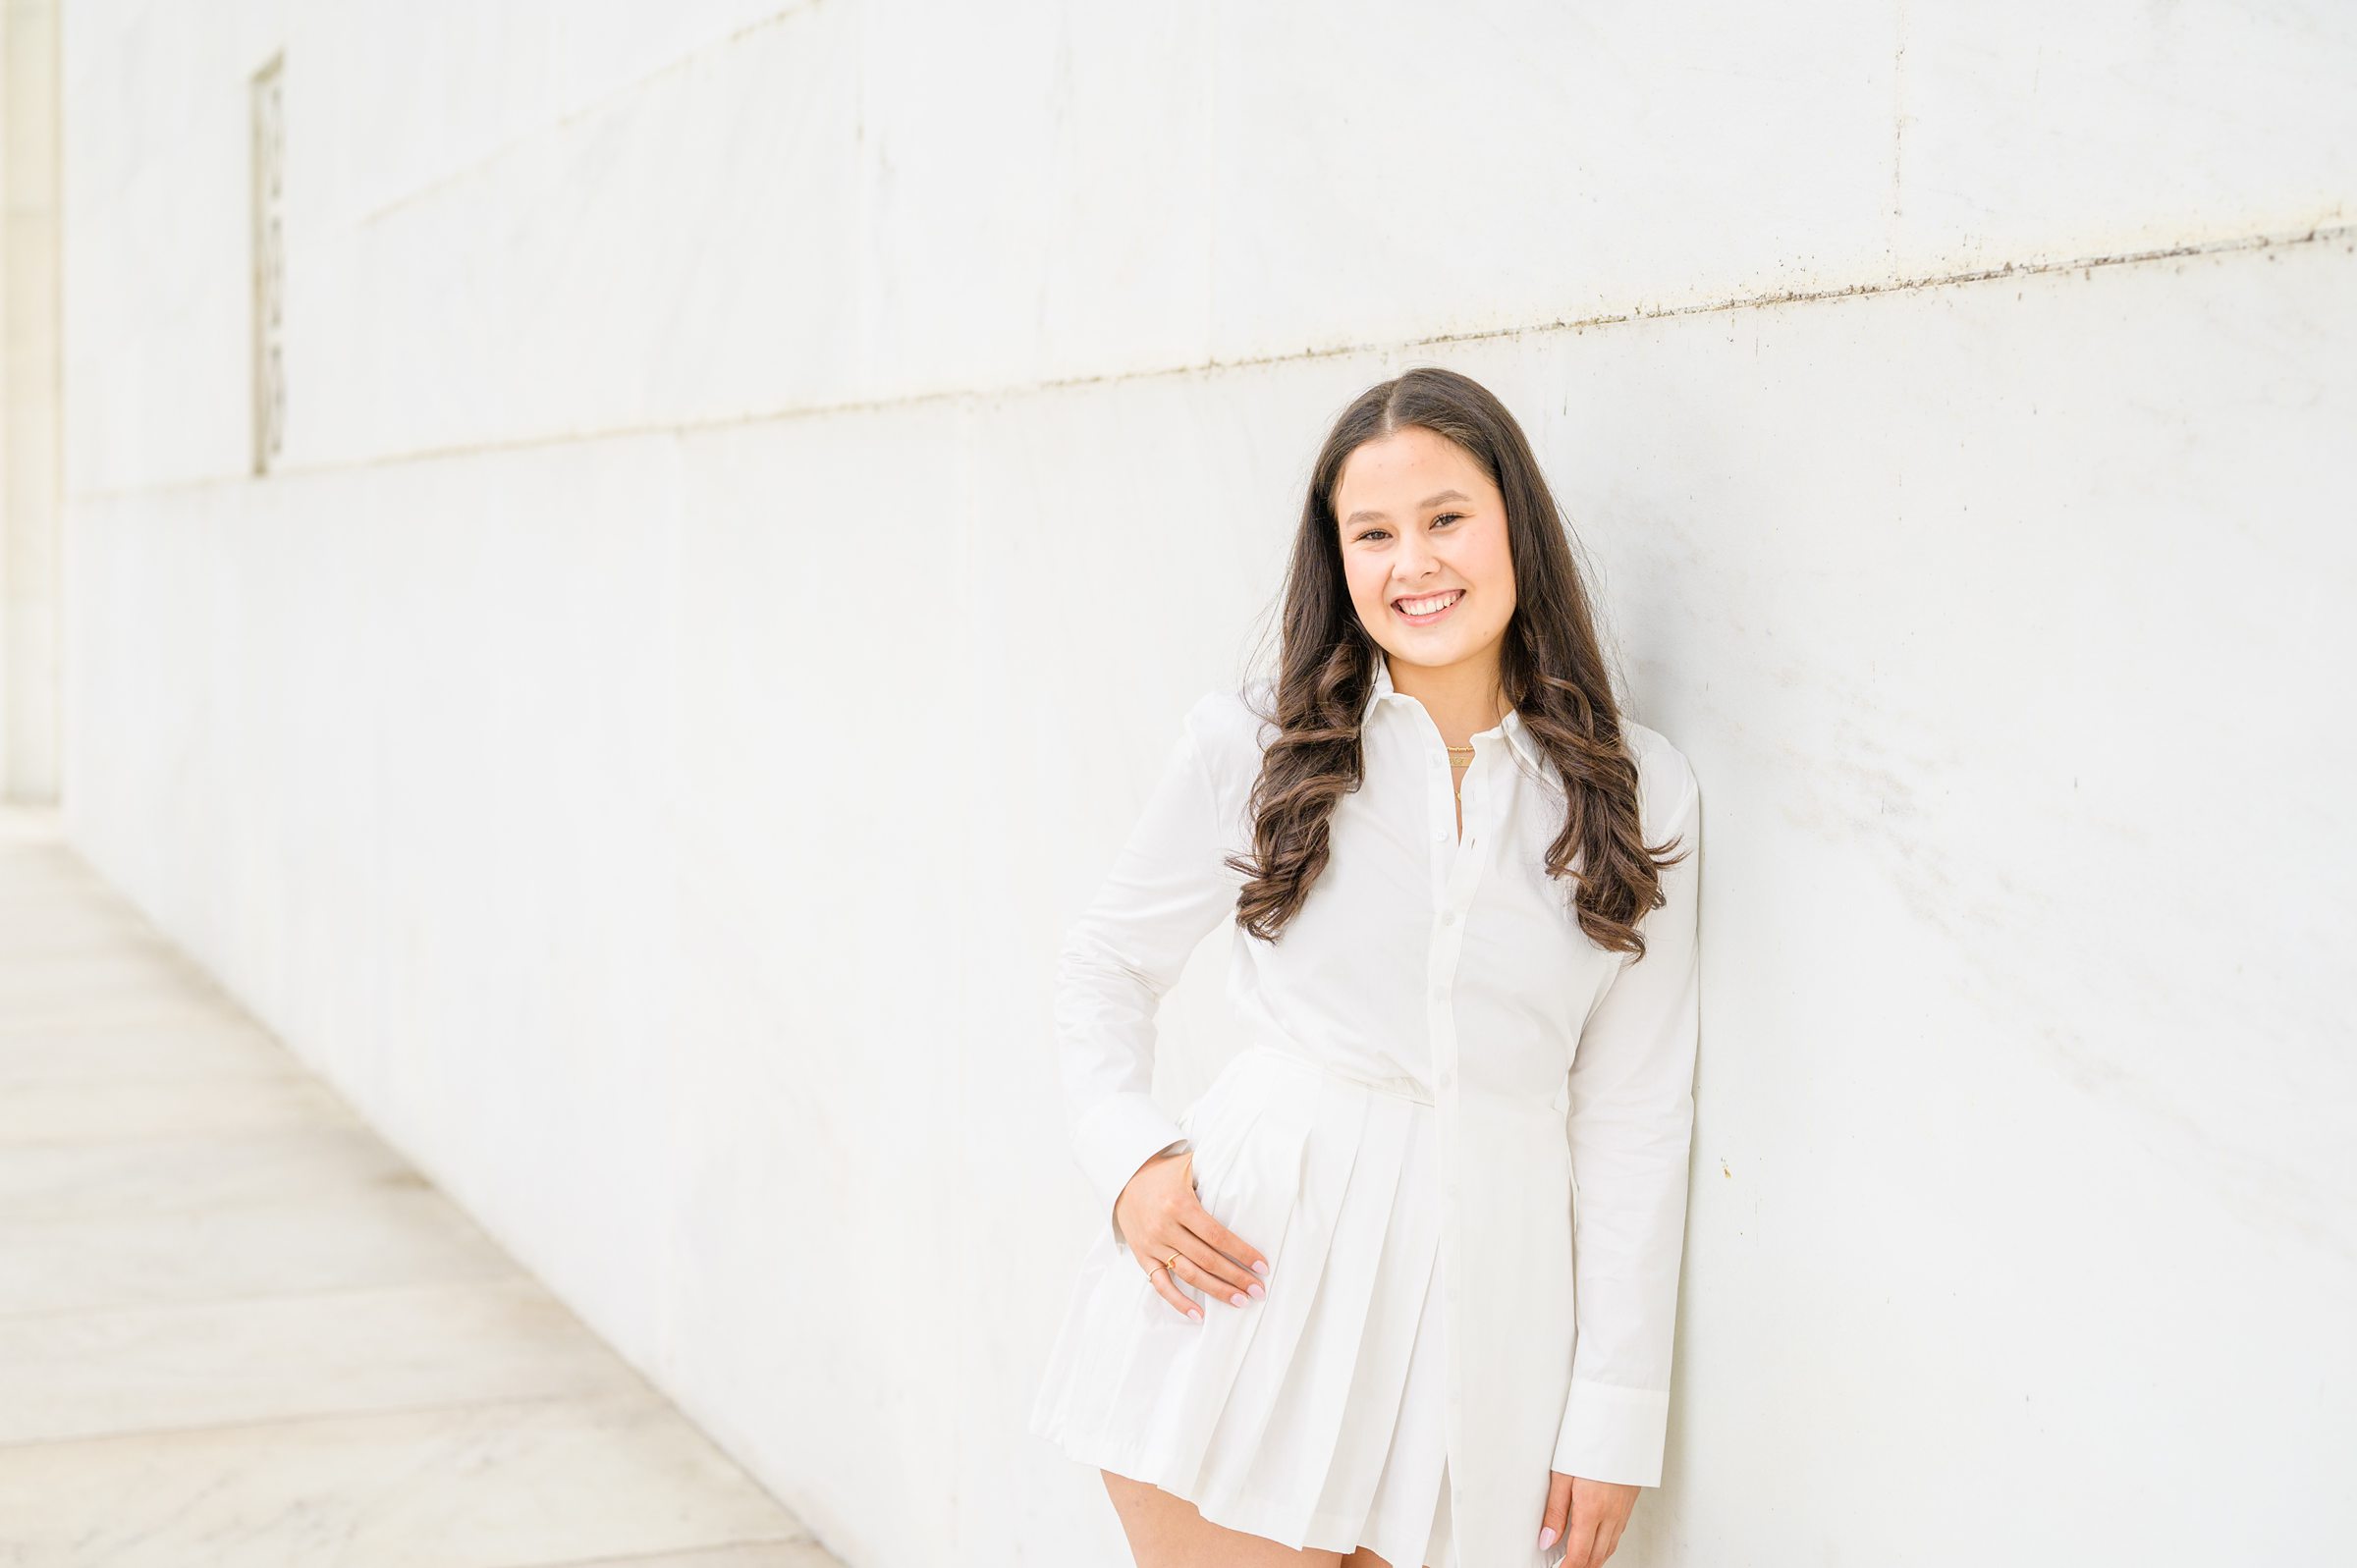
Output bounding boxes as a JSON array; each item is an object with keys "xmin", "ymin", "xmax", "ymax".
[{"xmin": 1891, "ymin": 0, "xmax": 1908, "ymax": 227}]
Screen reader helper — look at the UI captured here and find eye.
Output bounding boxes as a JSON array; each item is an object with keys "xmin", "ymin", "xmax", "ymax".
[{"xmin": 1352, "ymin": 513, "xmax": 1462, "ymax": 545}]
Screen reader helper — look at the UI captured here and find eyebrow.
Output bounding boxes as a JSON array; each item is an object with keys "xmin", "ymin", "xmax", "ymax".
[{"xmin": 1343, "ymin": 489, "xmax": 1472, "ymax": 526}]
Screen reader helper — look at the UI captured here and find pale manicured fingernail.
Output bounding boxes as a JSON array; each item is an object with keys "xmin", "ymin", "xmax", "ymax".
[
  {"xmin": 1538, "ymin": 1526, "xmax": 1558, "ymax": 1549},
  {"xmin": 1247, "ymin": 1282, "xmax": 1265, "ymax": 1299},
  {"xmin": 1252, "ymin": 1261, "xmax": 1269, "ymax": 1274},
  {"xmin": 1230, "ymin": 1292, "xmax": 1246, "ymax": 1305},
  {"xmin": 1187, "ymin": 1307, "xmax": 1202, "ymax": 1321}
]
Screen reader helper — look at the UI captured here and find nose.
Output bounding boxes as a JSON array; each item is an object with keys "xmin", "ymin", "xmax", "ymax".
[{"xmin": 1394, "ymin": 530, "xmax": 1443, "ymax": 583}]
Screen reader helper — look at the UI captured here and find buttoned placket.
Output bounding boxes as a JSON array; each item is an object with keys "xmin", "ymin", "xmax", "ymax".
[{"xmin": 1401, "ymin": 705, "xmax": 1501, "ymax": 1537}]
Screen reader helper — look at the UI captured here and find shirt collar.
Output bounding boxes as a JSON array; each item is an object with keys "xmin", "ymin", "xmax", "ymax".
[{"xmin": 1363, "ymin": 652, "xmax": 1546, "ymax": 772}]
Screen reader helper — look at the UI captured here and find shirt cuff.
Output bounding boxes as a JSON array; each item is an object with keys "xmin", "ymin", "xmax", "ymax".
[
  {"xmin": 1069, "ymin": 1090, "xmax": 1190, "ymax": 1251},
  {"xmin": 1551, "ymin": 1379, "xmax": 1672, "ymax": 1488}
]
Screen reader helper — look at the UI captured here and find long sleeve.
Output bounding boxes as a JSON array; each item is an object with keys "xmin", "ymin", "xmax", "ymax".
[
  {"xmin": 1551, "ymin": 749, "xmax": 1703, "ymax": 1487},
  {"xmin": 1053, "ymin": 701, "xmax": 1240, "ymax": 1254}
]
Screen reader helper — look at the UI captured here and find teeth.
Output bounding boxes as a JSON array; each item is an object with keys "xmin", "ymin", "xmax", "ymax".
[{"xmin": 1396, "ymin": 590, "xmax": 1461, "ymax": 617}]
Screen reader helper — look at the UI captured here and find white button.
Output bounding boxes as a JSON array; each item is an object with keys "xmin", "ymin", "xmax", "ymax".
[
  {"xmin": 1440, "ymin": 909, "xmax": 1457, "ymax": 926},
  {"xmin": 1434, "ymin": 825, "xmax": 1447, "ymax": 840}
]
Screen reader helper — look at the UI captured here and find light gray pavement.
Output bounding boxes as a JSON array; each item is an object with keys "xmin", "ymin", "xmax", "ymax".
[{"xmin": 0, "ymin": 805, "xmax": 842, "ymax": 1568}]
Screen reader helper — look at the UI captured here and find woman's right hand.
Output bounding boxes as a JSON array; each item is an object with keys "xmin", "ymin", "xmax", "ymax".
[{"xmin": 1115, "ymin": 1148, "xmax": 1272, "ymax": 1322}]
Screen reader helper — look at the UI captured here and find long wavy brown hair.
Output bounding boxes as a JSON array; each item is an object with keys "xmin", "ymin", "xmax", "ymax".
[{"xmin": 1224, "ymin": 365, "xmax": 1687, "ymax": 958}]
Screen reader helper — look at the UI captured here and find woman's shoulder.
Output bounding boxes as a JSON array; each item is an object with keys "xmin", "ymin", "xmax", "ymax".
[
  {"xmin": 1181, "ymin": 676, "xmax": 1280, "ymax": 778},
  {"xmin": 1617, "ymin": 717, "xmax": 1701, "ymax": 837},
  {"xmin": 1159, "ymin": 680, "xmax": 1275, "ymax": 849}
]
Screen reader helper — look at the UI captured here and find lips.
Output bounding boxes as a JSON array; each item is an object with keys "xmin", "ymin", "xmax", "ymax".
[{"xmin": 1393, "ymin": 588, "xmax": 1464, "ymax": 623}]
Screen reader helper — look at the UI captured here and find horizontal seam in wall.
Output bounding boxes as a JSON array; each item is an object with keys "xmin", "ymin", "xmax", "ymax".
[{"xmin": 71, "ymin": 216, "xmax": 2354, "ymax": 505}]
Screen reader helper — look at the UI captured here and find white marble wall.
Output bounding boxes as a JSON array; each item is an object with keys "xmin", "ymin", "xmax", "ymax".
[
  {"xmin": 56, "ymin": 2, "xmax": 2357, "ymax": 1563},
  {"xmin": 4, "ymin": 0, "xmax": 65, "ymax": 802}
]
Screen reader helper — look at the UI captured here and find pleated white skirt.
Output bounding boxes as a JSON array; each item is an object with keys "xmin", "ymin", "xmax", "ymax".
[{"xmin": 1029, "ymin": 1044, "xmax": 1456, "ymax": 1568}]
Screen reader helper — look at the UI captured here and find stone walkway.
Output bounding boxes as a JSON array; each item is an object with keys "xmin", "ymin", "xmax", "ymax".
[{"xmin": 0, "ymin": 806, "xmax": 839, "ymax": 1568}]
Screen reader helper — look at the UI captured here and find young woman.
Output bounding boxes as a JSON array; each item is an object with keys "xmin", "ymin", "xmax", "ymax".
[{"xmin": 1028, "ymin": 366, "xmax": 1703, "ymax": 1568}]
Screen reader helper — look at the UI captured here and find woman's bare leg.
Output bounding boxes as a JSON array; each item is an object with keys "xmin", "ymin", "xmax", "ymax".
[
  {"xmin": 1340, "ymin": 1548, "xmax": 1441, "ymax": 1568},
  {"xmin": 1099, "ymin": 1469, "xmax": 1346, "ymax": 1567}
]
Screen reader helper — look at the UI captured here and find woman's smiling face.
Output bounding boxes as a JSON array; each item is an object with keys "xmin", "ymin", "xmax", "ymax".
[{"xmin": 1334, "ymin": 426, "xmax": 1516, "ymax": 674}]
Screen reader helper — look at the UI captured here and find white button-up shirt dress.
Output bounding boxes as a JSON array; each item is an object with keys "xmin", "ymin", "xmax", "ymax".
[{"xmin": 1029, "ymin": 654, "xmax": 1703, "ymax": 1568}]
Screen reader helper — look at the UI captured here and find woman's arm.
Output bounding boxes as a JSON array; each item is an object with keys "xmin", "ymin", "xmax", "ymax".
[
  {"xmin": 1053, "ymin": 697, "xmax": 1239, "ymax": 1252},
  {"xmin": 1553, "ymin": 745, "xmax": 1704, "ymax": 1488}
]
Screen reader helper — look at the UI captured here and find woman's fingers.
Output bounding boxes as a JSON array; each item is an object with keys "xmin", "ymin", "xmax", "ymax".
[
  {"xmin": 1547, "ymin": 1475, "xmax": 1639, "ymax": 1568},
  {"xmin": 1143, "ymin": 1246, "xmax": 1204, "ymax": 1322},
  {"xmin": 1562, "ymin": 1515, "xmax": 1610, "ymax": 1568},
  {"xmin": 1537, "ymin": 1470, "xmax": 1571, "ymax": 1552},
  {"xmin": 1140, "ymin": 1218, "xmax": 1264, "ymax": 1318},
  {"xmin": 1166, "ymin": 1246, "xmax": 1265, "ymax": 1309},
  {"xmin": 1144, "ymin": 1241, "xmax": 1260, "ymax": 1320},
  {"xmin": 1134, "ymin": 1192, "xmax": 1269, "ymax": 1322},
  {"xmin": 1176, "ymin": 1189, "xmax": 1270, "ymax": 1302}
]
